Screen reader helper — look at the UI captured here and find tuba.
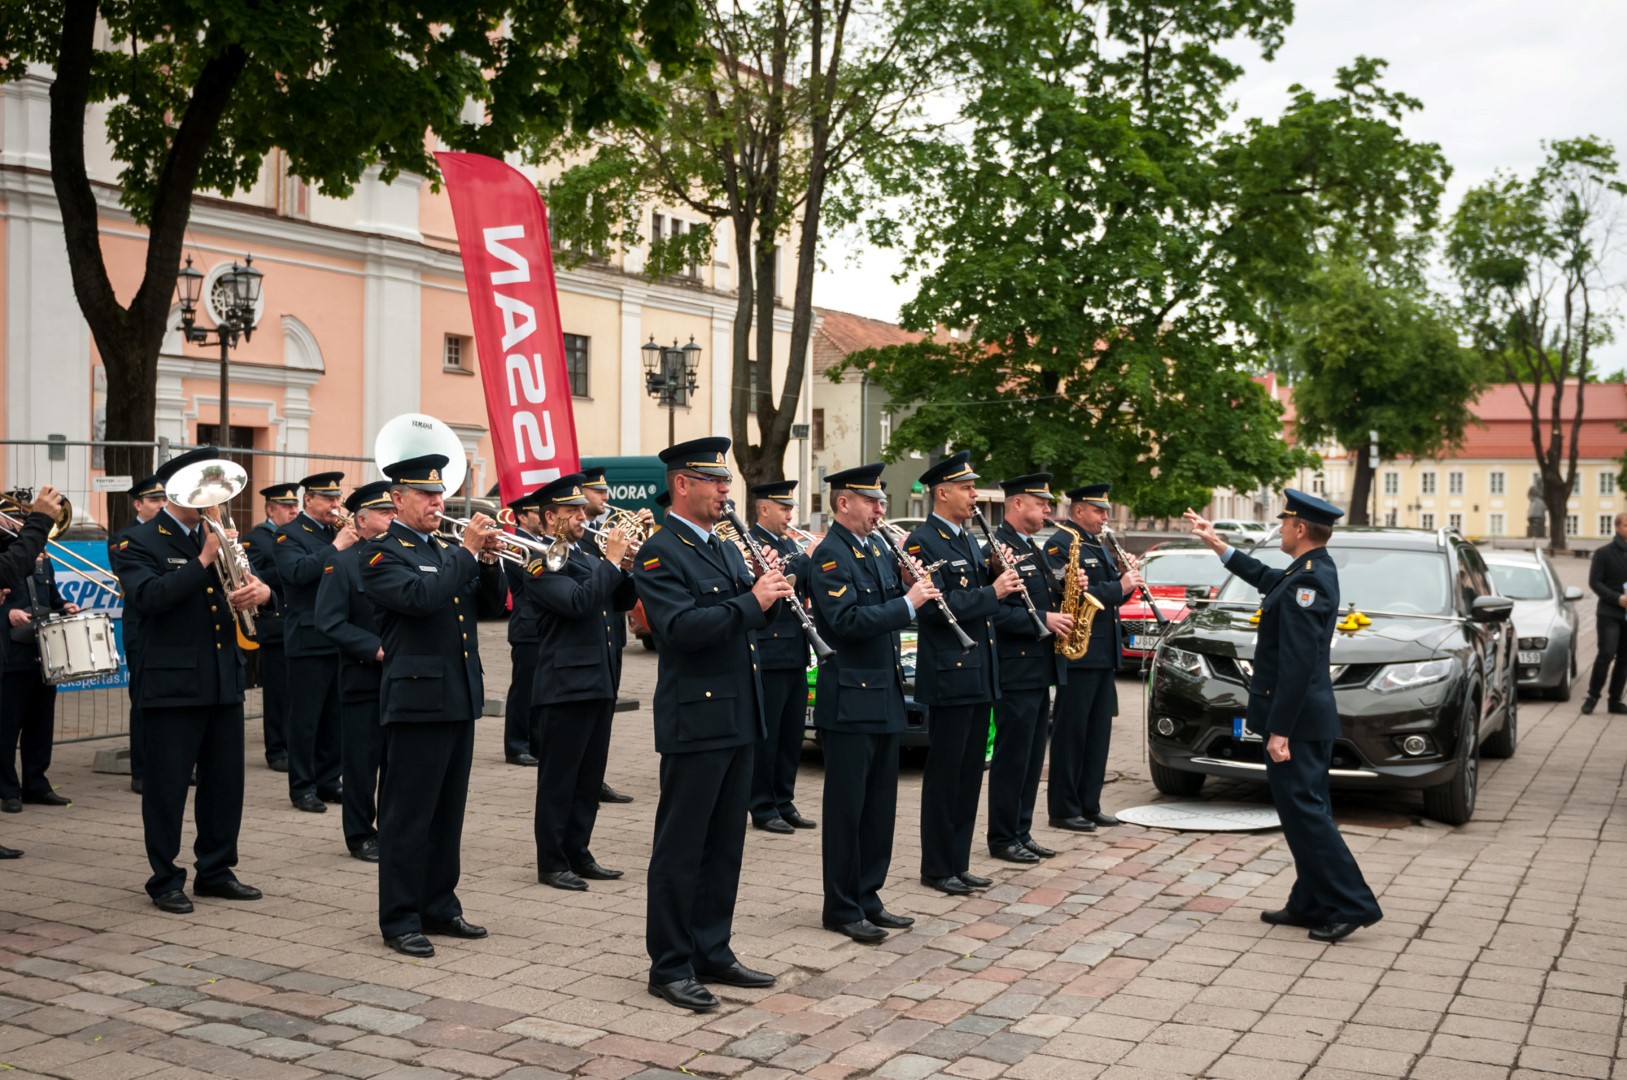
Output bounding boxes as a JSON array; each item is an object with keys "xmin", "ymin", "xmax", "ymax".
[
  {"xmin": 163, "ymin": 457, "xmax": 259, "ymax": 650},
  {"xmin": 1054, "ymin": 526, "xmax": 1104, "ymax": 660}
]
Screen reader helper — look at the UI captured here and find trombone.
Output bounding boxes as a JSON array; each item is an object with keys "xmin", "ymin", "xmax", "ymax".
[{"xmin": 0, "ymin": 492, "xmax": 123, "ymax": 600}]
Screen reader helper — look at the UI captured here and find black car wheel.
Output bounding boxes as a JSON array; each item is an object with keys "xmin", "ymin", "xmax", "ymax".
[
  {"xmin": 1423, "ymin": 697, "xmax": 1479, "ymax": 825},
  {"xmin": 1483, "ymin": 666, "xmax": 1518, "ymax": 759},
  {"xmin": 1542, "ymin": 650, "xmax": 1573, "ymax": 702},
  {"xmin": 1150, "ymin": 759, "xmax": 1205, "ymax": 797}
]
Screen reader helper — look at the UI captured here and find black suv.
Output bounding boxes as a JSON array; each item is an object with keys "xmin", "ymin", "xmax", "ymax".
[{"xmin": 1147, "ymin": 528, "xmax": 1517, "ymax": 825}]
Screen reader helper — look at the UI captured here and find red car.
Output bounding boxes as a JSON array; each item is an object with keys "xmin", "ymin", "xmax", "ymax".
[{"xmin": 1118, "ymin": 548, "xmax": 1229, "ymax": 667}]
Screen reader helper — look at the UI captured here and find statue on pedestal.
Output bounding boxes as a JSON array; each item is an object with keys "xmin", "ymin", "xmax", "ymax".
[{"xmin": 1525, "ymin": 483, "xmax": 1546, "ymax": 539}]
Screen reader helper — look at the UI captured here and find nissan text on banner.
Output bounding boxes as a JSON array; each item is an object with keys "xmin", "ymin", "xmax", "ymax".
[{"xmin": 435, "ymin": 151, "xmax": 581, "ymax": 507}]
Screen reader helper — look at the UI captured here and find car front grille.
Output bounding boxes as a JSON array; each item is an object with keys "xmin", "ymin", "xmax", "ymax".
[{"xmin": 1122, "ymin": 619, "xmax": 1161, "ymax": 637}]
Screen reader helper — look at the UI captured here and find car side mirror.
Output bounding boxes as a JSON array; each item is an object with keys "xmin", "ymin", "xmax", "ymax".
[
  {"xmin": 1563, "ymin": 586, "xmax": 1584, "ymax": 602},
  {"xmin": 1470, "ymin": 595, "xmax": 1514, "ymax": 624}
]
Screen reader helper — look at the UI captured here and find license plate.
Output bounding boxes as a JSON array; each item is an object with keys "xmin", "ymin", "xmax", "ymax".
[
  {"xmin": 1517, "ymin": 651, "xmax": 1542, "ymax": 665},
  {"xmin": 1129, "ymin": 634, "xmax": 1158, "ymax": 649},
  {"xmin": 1232, "ymin": 717, "xmax": 1262, "ymax": 742}
]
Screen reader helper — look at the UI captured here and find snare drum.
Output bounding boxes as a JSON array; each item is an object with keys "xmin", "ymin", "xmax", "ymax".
[{"xmin": 36, "ymin": 612, "xmax": 121, "ymax": 685}]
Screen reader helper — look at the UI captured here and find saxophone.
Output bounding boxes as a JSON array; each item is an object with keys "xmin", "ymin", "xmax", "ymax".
[{"xmin": 1054, "ymin": 526, "xmax": 1105, "ymax": 660}]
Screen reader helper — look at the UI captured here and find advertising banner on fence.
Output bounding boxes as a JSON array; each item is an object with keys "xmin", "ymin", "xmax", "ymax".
[
  {"xmin": 434, "ymin": 151, "xmax": 581, "ymax": 509},
  {"xmin": 51, "ymin": 541, "xmax": 127, "ymax": 692}
]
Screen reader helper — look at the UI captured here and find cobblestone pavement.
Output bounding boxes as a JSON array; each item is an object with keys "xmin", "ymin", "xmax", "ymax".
[{"xmin": 0, "ymin": 558, "xmax": 1622, "ymax": 1080}]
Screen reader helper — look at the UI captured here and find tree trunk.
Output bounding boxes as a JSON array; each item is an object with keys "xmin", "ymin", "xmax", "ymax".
[
  {"xmin": 1348, "ymin": 454, "xmax": 1373, "ymax": 527},
  {"xmin": 1544, "ymin": 476, "xmax": 1569, "ymax": 552}
]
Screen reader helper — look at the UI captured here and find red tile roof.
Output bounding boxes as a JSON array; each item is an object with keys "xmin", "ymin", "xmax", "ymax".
[{"xmin": 813, "ymin": 308, "xmax": 928, "ymax": 374}]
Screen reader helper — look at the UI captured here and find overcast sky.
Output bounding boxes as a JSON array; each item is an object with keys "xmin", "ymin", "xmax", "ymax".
[{"xmin": 814, "ymin": 0, "xmax": 1627, "ymax": 375}]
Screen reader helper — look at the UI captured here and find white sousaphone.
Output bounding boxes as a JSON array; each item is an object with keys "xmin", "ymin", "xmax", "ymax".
[{"xmin": 372, "ymin": 413, "xmax": 468, "ymax": 495}]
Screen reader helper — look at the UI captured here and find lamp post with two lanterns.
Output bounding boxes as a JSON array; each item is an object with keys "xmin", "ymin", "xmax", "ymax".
[
  {"xmin": 175, "ymin": 254, "xmax": 264, "ymax": 448},
  {"xmin": 641, "ymin": 335, "xmax": 703, "ymax": 448}
]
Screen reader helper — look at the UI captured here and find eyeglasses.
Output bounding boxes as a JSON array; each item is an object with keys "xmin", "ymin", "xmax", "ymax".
[{"xmin": 680, "ymin": 472, "xmax": 732, "ymax": 485}]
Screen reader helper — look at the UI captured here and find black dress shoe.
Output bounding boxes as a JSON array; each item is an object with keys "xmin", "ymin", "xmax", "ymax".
[
  {"xmin": 1023, "ymin": 840, "xmax": 1057, "ymax": 858},
  {"xmin": 599, "ymin": 783, "xmax": 634, "ymax": 803},
  {"xmin": 869, "ymin": 910, "xmax": 915, "ymax": 929},
  {"xmin": 783, "ymin": 810, "xmax": 817, "ymax": 829},
  {"xmin": 0, "ymin": 798, "xmax": 19, "ymax": 814},
  {"xmin": 1581, "ymin": 695, "xmax": 1598, "ymax": 714},
  {"xmin": 826, "ymin": 919, "xmax": 888, "ymax": 943},
  {"xmin": 991, "ymin": 843, "xmax": 1040, "ymax": 864},
  {"xmin": 292, "ymin": 794, "xmax": 327, "ymax": 813},
  {"xmin": 958, "ymin": 872, "xmax": 992, "ymax": 889},
  {"xmin": 22, "ymin": 791, "xmax": 70, "ymax": 806},
  {"xmin": 351, "ymin": 838, "xmax": 381, "ymax": 863},
  {"xmin": 129, "ymin": 778, "xmax": 143, "ymax": 795},
  {"xmin": 921, "ymin": 875, "xmax": 972, "ymax": 895},
  {"xmin": 266, "ymin": 755, "xmax": 289, "ymax": 773},
  {"xmin": 573, "ymin": 861, "xmax": 623, "ymax": 880},
  {"xmin": 1088, "ymin": 812, "xmax": 1121, "ymax": 827},
  {"xmin": 194, "ymin": 879, "xmax": 262, "ymax": 901},
  {"xmin": 152, "ymin": 890, "xmax": 194, "ymax": 914},
  {"xmin": 0, "ymin": 844, "xmax": 21, "ymax": 859},
  {"xmin": 1259, "ymin": 907, "xmax": 1316, "ymax": 928},
  {"xmin": 385, "ymin": 932, "xmax": 435, "ymax": 958},
  {"xmin": 698, "ymin": 962, "xmax": 776, "ymax": 988},
  {"xmin": 506, "ymin": 753, "xmax": 540, "ymax": 766},
  {"xmin": 316, "ymin": 786, "xmax": 343, "ymax": 803},
  {"xmin": 648, "ymin": 977, "xmax": 718, "ymax": 1012},
  {"xmin": 423, "ymin": 915, "xmax": 487, "ymax": 939},
  {"xmin": 539, "ymin": 870, "xmax": 588, "ymax": 891},
  {"xmin": 1309, "ymin": 918, "xmax": 1380, "ymax": 943},
  {"xmin": 1048, "ymin": 816, "xmax": 1097, "ymax": 832},
  {"xmin": 753, "ymin": 817, "xmax": 794, "ymax": 834},
  {"xmin": 1610, "ymin": 701, "xmax": 1627, "ymax": 715}
]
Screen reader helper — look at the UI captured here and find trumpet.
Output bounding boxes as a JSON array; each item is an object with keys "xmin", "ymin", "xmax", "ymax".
[
  {"xmin": 0, "ymin": 491, "xmax": 123, "ymax": 600},
  {"xmin": 433, "ymin": 512, "xmax": 541, "ymax": 567},
  {"xmin": 787, "ymin": 525, "xmax": 819, "ymax": 553}
]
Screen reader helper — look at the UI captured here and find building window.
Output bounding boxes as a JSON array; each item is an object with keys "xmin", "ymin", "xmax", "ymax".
[
  {"xmin": 1421, "ymin": 512, "xmax": 1435, "ymax": 529},
  {"xmin": 1565, "ymin": 514, "xmax": 1579, "ymax": 537},
  {"xmin": 1383, "ymin": 471, "xmax": 1399, "ymax": 495},
  {"xmin": 651, "ymin": 211, "xmax": 665, "ymax": 246},
  {"xmin": 880, "ymin": 411, "xmax": 892, "ymax": 450},
  {"xmin": 443, "ymin": 334, "xmax": 471, "ymax": 373},
  {"xmin": 563, "ymin": 333, "xmax": 589, "ymax": 397},
  {"xmin": 1489, "ymin": 471, "xmax": 1505, "ymax": 496},
  {"xmin": 1311, "ymin": 474, "xmax": 1327, "ymax": 496},
  {"xmin": 1488, "ymin": 513, "xmax": 1504, "ymax": 536},
  {"xmin": 1448, "ymin": 513, "xmax": 1463, "ymax": 532},
  {"xmin": 1601, "ymin": 471, "xmax": 1618, "ymax": 496},
  {"xmin": 1600, "ymin": 514, "xmax": 1614, "ymax": 537},
  {"xmin": 1421, "ymin": 472, "xmax": 1436, "ymax": 495},
  {"xmin": 1448, "ymin": 471, "xmax": 1464, "ymax": 495},
  {"xmin": 1385, "ymin": 509, "xmax": 1398, "ymax": 527},
  {"xmin": 812, "ymin": 409, "xmax": 825, "ymax": 452}
]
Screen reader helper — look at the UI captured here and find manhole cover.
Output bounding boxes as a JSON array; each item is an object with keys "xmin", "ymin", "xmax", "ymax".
[{"xmin": 1116, "ymin": 801, "xmax": 1281, "ymax": 832}]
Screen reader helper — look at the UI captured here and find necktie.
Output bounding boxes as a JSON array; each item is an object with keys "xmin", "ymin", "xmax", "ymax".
[{"xmin": 193, "ymin": 527, "xmax": 204, "ymax": 553}]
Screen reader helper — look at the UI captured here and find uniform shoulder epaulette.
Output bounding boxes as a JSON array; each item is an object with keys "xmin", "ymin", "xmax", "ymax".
[
  {"xmin": 433, "ymin": 536, "xmax": 448, "ymax": 548},
  {"xmin": 157, "ymin": 525, "xmax": 171, "ymax": 535}
]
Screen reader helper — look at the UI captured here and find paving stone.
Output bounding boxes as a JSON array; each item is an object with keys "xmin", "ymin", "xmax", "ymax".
[
  {"xmin": 241, "ymin": 1011, "xmax": 320, "ymax": 1039},
  {"xmin": 181, "ymin": 1022, "xmax": 264, "ymax": 1047},
  {"xmin": 726, "ymin": 1030, "xmax": 805, "ymax": 1062},
  {"xmin": 325, "ymin": 1005, "xmax": 427, "ymax": 1036},
  {"xmin": 120, "ymin": 985, "xmax": 206, "ymax": 1010},
  {"xmin": 192, "ymin": 957, "xmax": 290, "ymax": 983},
  {"xmin": 269, "ymin": 972, "xmax": 358, "ymax": 995},
  {"xmin": 242, "ymin": 1036, "xmax": 328, "ymax": 1061},
  {"xmin": 181, "ymin": 1000, "xmax": 262, "ymax": 1020},
  {"xmin": 334, "ymin": 984, "xmax": 431, "ymax": 1010},
  {"xmin": 299, "ymin": 1049, "xmax": 399, "ymax": 1077}
]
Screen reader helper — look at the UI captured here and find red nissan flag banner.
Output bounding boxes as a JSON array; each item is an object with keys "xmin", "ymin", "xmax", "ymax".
[{"xmin": 434, "ymin": 151, "xmax": 581, "ymax": 509}]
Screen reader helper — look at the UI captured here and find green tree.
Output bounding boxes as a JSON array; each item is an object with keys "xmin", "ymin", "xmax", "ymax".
[
  {"xmin": 1446, "ymin": 138, "xmax": 1626, "ymax": 550},
  {"xmin": 0, "ymin": 0, "xmax": 700, "ymax": 455},
  {"xmin": 544, "ymin": 0, "xmax": 950, "ymax": 493}
]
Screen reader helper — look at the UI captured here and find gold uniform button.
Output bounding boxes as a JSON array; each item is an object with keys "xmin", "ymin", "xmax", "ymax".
[
  {"xmin": 216, "ymin": 643, "xmax": 222, "ymax": 650},
  {"xmin": 704, "ymin": 691, "xmax": 712, "ymax": 698},
  {"xmin": 206, "ymin": 587, "xmax": 215, "ymax": 595},
  {"xmin": 458, "ymin": 615, "xmax": 465, "ymax": 622},
  {"xmin": 956, "ymin": 661, "xmax": 963, "ymax": 667},
  {"xmin": 453, "ymin": 597, "xmax": 460, "ymax": 605},
  {"xmin": 211, "ymin": 606, "xmax": 218, "ymax": 613}
]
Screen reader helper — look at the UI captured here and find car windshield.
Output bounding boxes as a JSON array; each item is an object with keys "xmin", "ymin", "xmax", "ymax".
[
  {"xmin": 1216, "ymin": 545, "xmax": 1454, "ymax": 615},
  {"xmin": 1141, "ymin": 551, "xmax": 1230, "ymax": 589},
  {"xmin": 1487, "ymin": 563, "xmax": 1552, "ymax": 600}
]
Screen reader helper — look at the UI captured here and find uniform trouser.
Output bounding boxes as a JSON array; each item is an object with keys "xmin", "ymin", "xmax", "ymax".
[
  {"xmin": 919, "ymin": 702, "xmax": 991, "ymax": 880},
  {"xmin": 126, "ymin": 656, "xmax": 145, "ymax": 783},
  {"xmin": 505, "ymin": 644, "xmax": 539, "ymax": 759},
  {"xmin": 340, "ymin": 693, "xmax": 386, "ymax": 851},
  {"xmin": 378, "ymin": 719, "xmax": 474, "ymax": 938},
  {"xmin": 1586, "ymin": 616, "xmax": 1627, "ymax": 702},
  {"xmin": 0, "ymin": 671, "xmax": 57, "ymax": 800},
  {"xmin": 647, "ymin": 742, "xmax": 750, "ymax": 983},
  {"xmin": 141, "ymin": 702, "xmax": 244, "ymax": 897},
  {"xmin": 258, "ymin": 642, "xmax": 289, "ymax": 761},
  {"xmin": 820, "ymin": 730, "xmax": 900, "ymax": 926},
  {"xmin": 285, "ymin": 653, "xmax": 342, "ymax": 800},
  {"xmin": 1048, "ymin": 668, "xmax": 1115, "ymax": 820},
  {"xmin": 1266, "ymin": 739, "xmax": 1383, "ymax": 926},
  {"xmin": 534, "ymin": 698, "xmax": 613, "ymax": 873},
  {"xmin": 750, "ymin": 668, "xmax": 806, "ymax": 824},
  {"xmin": 987, "ymin": 687, "xmax": 1050, "ymax": 849}
]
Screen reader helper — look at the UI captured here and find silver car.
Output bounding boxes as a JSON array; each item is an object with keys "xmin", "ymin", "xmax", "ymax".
[{"xmin": 1483, "ymin": 549, "xmax": 1582, "ymax": 700}]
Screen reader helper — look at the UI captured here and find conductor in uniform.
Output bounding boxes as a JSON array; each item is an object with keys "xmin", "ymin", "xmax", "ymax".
[
  {"xmin": 525, "ymin": 475, "xmax": 637, "ymax": 890},
  {"xmin": 110, "ymin": 474, "xmax": 170, "ymax": 793},
  {"xmin": 906, "ymin": 452, "xmax": 1022, "ymax": 895},
  {"xmin": 242, "ymin": 483, "xmax": 299, "ymax": 772},
  {"xmin": 748, "ymin": 480, "xmax": 815, "ymax": 835},
  {"xmin": 315, "ymin": 481, "xmax": 395, "ymax": 862},
  {"xmin": 1044, "ymin": 484, "xmax": 1139, "ymax": 832},
  {"xmin": 1186, "ymin": 493, "xmax": 1383, "ymax": 942},
  {"xmin": 810, "ymin": 464, "xmax": 938, "ymax": 942},
  {"xmin": 274, "ymin": 473, "xmax": 356, "ymax": 812},
  {"xmin": 986, "ymin": 474, "xmax": 1073, "ymax": 864},
  {"xmin": 366, "ymin": 454, "xmax": 498, "ymax": 957},
  {"xmin": 119, "ymin": 447, "xmax": 272, "ymax": 913},
  {"xmin": 633, "ymin": 437, "xmax": 788, "ymax": 1012},
  {"xmin": 500, "ymin": 489, "xmax": 546, "ymax": 767}
]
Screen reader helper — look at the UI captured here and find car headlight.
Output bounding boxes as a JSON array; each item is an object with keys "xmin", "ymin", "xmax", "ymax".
[
  {"xmin": 1368, "ymin": 658, "xmax": 1453, "ymax": 694},
  {"xmin": 1517, "ymin": 636, "xmax": 1548, "ymax": 651},
  {"xmin": 1160, "ymin": 646, "xmax": 1209, "ymax": 677}
]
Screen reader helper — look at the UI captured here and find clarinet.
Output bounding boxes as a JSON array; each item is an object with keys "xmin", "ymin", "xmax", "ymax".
[
  {"xmin": 720, "ymin": 502, "xmax": 835, "ymax": 663},
  {"xmin": 874, "ymin": 520, "xmax": 975, "ymax": 651},
  {"xmin": 1101, "ymin": 526, "xmax": 1170, "ymax": 630},
  {"xmin": 971, "ymin": 508, "xmax": 1051, "ymax": 639}
]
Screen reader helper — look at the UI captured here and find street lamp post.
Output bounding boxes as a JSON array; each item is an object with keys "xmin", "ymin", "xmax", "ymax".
[
  {"xmin": 176, "ymin": 254, "xmax": 264, "ymax": 449},
  {"xmin": 641, "ymin": 335, "xmax": 702, "ymax": 447}
]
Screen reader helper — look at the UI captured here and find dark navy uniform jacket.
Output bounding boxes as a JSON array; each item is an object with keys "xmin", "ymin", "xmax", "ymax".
[
  {"xmin": 525, "ymin": 543, "xmax": 637, "ymax": 706},
  {"xmin": 362, "ymin": 520, "xmax": 485, "ymax": 724},
  {"xmin": 631, "ymin": 516, "xmax": 771, "ymax": 754},
  {"xmin": 118, "ymin": 510, "xmax": 246, "ymax": 708},
  {"xmin": 1, "ymin": 557, "xmax": 65, "ymax": 673},
  {"xmin": 0, "ymin": 514, "xmax": 49, "ymax": 590},
  {"xmin": 809, "ymin": 521, "xmax": 912, "ymax": 733},
  {"xmin": 904, "ymin": 514, "xmax": 1000, "ymax": 707},
  {"xmin": 315, "ymin": 542, "xmax": 383, "ymax": 703},
  {"xmin": 988, "ymin": 521, "xmax": 1064, "ymax": 691},
  {"xmin": 272, "ymin": 512, "xmax": 338, "ymax": 658},
  {"xmin": 108, "ymin": 523, "xmax": 146, "ymax": 667},
  {"xmin": 1224, "ymin": 544, "xmax": 1341, "ymax": 741},
  {"xmin": 1044, "ymin": 522, "xmax": 1131, "ymax": 671},
  {"xmin": 240, "ymin": 521, "xmax": 286, "ymax": 646},
  {"xmin": 583, "ymin": 513, "xmax": 631, "ymax": 652},
  {"xmin": 502, "ymin": 526, "xmax": 547, "ymax": 647},
  {"xmin": 750, "ymin": 523, "xmax": 811, "ymax": 671}
]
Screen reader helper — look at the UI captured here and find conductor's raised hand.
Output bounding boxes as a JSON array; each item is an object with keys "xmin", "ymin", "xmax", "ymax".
[
  {"xmin": 29, "ymin": 485, "xmax": 63, "ymax": 520},
  {"xmin": 1183, "ymin": 508, "xmax": 1225, "ymax": 554}
]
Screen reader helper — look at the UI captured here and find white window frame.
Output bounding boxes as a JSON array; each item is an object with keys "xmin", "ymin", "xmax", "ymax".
[
  {"xmin": 1489, "ymin": 471, "xmax": 1505, "ymax": 496},
  {"xmin": 1448, "ymin": 471, "xmax": 1464, "ymax": 496},
  {"xmin": 1420, "ymin": 512, "xmax": 1436, "ymax": 530},
  {"xmin": 1488, "ymin": 513, "xmax": 1504, "ymax": 537},
  {"xmin": 1565, "ymin": 514, "xmax": 1580, "ymax": 537},
  {"xmin": 1420, "ymin": 472, "xmax": 1437, "ymax": 495},
  {"xmin": 1383, "ymin": 471, "xmax": 1399, "ymax": 496}
]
